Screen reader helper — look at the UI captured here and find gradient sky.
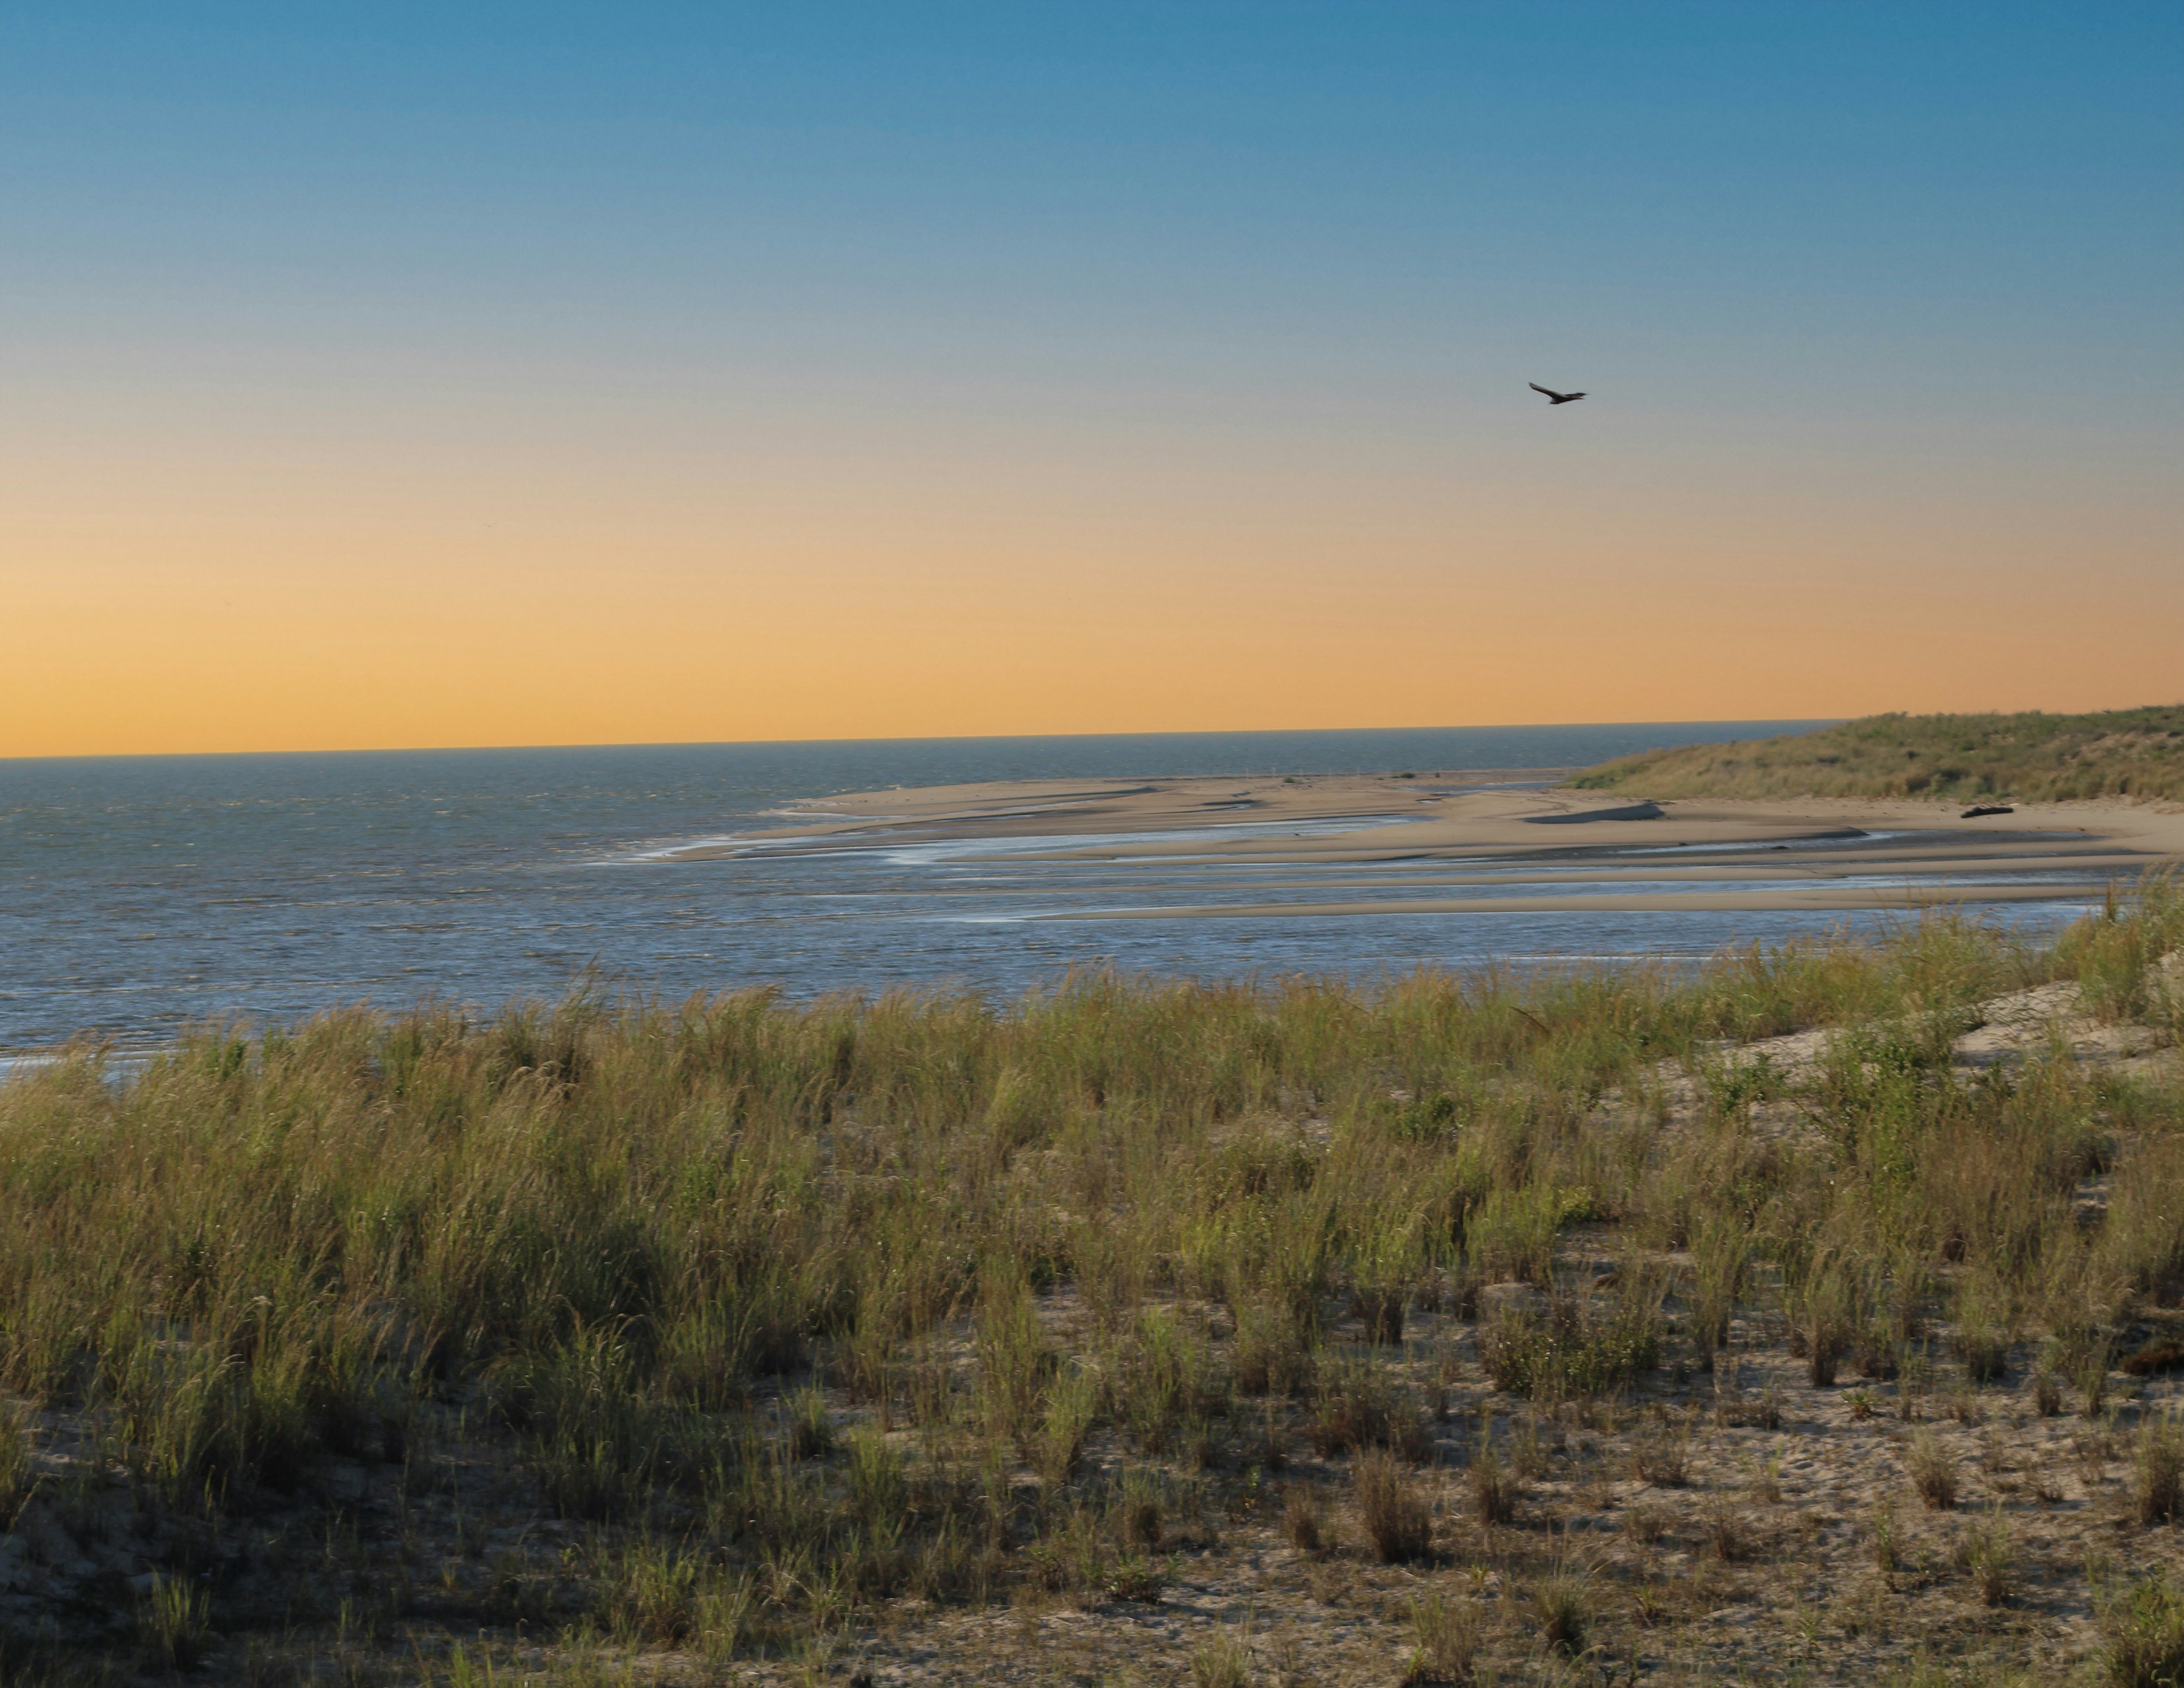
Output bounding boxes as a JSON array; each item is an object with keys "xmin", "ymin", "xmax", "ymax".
[{"xmin": 4, "ymin": 2, "xmax": 2179, "ymax": 756}]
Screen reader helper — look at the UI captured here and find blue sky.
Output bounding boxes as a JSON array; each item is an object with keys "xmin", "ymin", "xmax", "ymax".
[
  {"xmin": 13, "ymin": 4, "xmax": 2175, "ymax": 399},
  {"xmin": 4, "ymin": 3, "xmax": 2180, "ymax": 751}
]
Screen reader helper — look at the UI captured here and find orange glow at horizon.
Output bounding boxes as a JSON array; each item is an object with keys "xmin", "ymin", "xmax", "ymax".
[
  {"xmin": 6, "ymin": 425, "xmax": 2179, "ymax": 757},
  {"xmin": 9, "ymin": 5, "xmax": 2181, "ymax": 762}
]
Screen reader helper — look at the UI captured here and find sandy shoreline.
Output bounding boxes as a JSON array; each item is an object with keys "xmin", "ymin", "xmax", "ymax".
[{"xmin": 663, "ymin": 770, "xmax": 2184, "ymax": 919}]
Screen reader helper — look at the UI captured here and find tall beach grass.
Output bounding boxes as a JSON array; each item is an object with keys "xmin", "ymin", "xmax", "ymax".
[{"xmin": 0, "ymin": 881, "xmax": 2179, "ymax": 1675}]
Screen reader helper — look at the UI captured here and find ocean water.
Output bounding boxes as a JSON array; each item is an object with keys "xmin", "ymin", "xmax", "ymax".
[{"xmin": 0, "ymin": 722, "xmax": 2099, "ymax": 1053}]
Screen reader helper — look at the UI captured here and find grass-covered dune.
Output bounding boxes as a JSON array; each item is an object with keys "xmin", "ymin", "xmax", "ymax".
[
  {"xmin": 1570, "ymin": 706, "xmax": 2184, "ymax": 804},
  {"xmin": 3, "ymin": 890, "xmax": 2184, "ymax": 1683}
]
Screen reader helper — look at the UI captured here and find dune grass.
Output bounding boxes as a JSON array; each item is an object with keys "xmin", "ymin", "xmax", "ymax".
[
  {"xmin": 1569, "ymin": 706, "xmax": 2184, "ymax": 804},
  {"xmin": 0, "ymin": 884, "xmax": 2180, "ymax": 1681}
]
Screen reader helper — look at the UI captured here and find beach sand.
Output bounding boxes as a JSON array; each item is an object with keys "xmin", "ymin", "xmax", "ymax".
[{"xmin": 664, "ymin": 771, "xmax": 2184, "ymax": 919}]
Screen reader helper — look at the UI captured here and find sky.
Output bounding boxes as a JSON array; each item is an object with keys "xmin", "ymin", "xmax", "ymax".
[{"xmin": 3, "ymin": 2, "xmax": 2179, "ymax": 757}]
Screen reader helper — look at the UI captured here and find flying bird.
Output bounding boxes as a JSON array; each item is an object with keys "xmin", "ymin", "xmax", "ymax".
[{"xmin": 1529, "ymin": 383, "xmax": 1587, "ymax": 404}]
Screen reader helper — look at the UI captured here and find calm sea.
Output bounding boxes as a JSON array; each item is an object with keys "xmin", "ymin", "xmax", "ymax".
[{"xmin": 0, "ymin": 722, "xmax": 2095, "ymax": 1053}]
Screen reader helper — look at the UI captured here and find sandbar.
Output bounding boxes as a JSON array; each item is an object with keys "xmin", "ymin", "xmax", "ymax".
[{"xmin": 662, "ymin": 771, "xmax": 2183, "ymax": 920}]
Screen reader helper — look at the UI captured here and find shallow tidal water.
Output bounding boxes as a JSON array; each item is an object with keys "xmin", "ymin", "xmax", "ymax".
[{"xmin": 0, "ymin": 721, "xmax": 2098, "ymax": 1053}]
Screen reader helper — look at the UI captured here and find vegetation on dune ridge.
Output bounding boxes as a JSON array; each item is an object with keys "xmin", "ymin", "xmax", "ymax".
[
  {"xmin": 1569, "ymin": 706, "xmax": 2184, "ymax": 804},
  {"xmin": 0, "ymin": 883, "xmax": 2179, "ymax": 1681}
]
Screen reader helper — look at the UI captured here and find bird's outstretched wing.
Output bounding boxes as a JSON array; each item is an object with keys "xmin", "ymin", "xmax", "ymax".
[{"xmin": 1529, "ymin": 383, "xmax": 1563, "ymax": 400}]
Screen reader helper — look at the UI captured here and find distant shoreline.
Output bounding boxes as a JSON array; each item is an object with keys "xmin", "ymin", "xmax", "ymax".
[{"xmin": 1575, "ymin": 706, "xmax": 2184, "ymax": 805}]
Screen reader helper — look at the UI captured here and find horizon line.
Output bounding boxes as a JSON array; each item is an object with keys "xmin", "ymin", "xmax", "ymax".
[{"xmin": 0, "ymin": 716, "xmax": 1848, "ymax": 767}]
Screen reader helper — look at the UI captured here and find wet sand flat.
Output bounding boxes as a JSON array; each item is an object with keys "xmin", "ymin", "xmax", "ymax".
[{"xmin": 664, "ymin": 771, "xmax": 2184, "ymax": 919}]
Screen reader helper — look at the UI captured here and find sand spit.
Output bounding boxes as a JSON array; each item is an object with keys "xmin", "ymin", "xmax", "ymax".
[
  {"xmin": 662, "ymin": 771, "xmax": 2184, "ymax": 917},
  {"xmin": 664, "ymin": 769, "xmax": 1578, "ymax": 854}
]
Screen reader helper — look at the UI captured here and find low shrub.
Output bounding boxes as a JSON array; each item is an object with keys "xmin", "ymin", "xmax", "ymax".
[
  {"xmin": 1632, "ymin": 1425, "xmax": 1689, "ymax": 1486},
  {"xmin": 1283, "ymin": 1485, "xmax": 1328, "ymax": 1553},
  {"xmin": 1870, "ymin": 1505, "xmax": 1899, "ymax": 1573},
  {"xmin": 600, "ymin": 1540, "xmax": 707, "ymax": 1643},
  {"xmin": 138, "ymin": 1572, "xmax": 212, "ymax": 1673},
  {"xmin": 1908, "ymin": 1429, "xmax": 1958, "ymax": 1510},
  {"xmin": 1138, "ymin": 1307, "xmax": 1220, "ymax": 1417},
  {"xmin": 1959, "ymin": 1510, "xmax": 2017, "ymax": 1607},
  {"xmin": 2136, "ymin": 1415, "xmax": 2183, "ymax": 1526},
  {"xmin": 1702, "ymin": 1499, "xmax": 1749, "ymax": 1562},
  {"xmin": 1307, "ymin": 1363, "xmax": 1400, "ymax": 1456},
  {"xmin": 0, "ymin": 1407, "xmax": 32, "ymax": 1524},
  {"xmin": 1103, "ymin": 1551, "xmax": 1169, "ymax": 1603},
  {"xmin": 1231, "ymin": 1300, "xmax": 1316, "ymax": 1397},
  {"xmin": 786, "ymin": 1386, "xmax": 835, "ymax": 1461},
  {"xmin": 1191, "ymin": 1628, "xmax": 1253, "ymax": 1688},
  {"xmin": 1856, "ymin": 1330, "xmax": 1903, "ymax": 1382},
  {"xmin": 2106, "ymin": 1577, "xmax": 2184, "ymax": 1688},
  {"xmin": 1356, "ymin": 1448, "xmax": 1433, "ymax": 1563},
  {"xmin": 1405, "ymin": 1589, "xmax": 1482, "ymax": 1685},
  {"xmin": 1528, "ymin": 1572, "xmax": 1591, "ymax": 1655},
  {"xmin": 1036, "ymin": 1365, "xmax": 1097, "ymax": 1487},
  {"xmin": 1118, "ymin": 1468, "xmax": 1165, "ymax": 1550},
  {"xmin": 1477, "ymin": 1297, "xmax": 1659, "ymax": 1400},
  {"xmin": 1470, "ymin": 1445, "xmax": 1520, "ymax": 1526},
  {"xmin": 2122, "ymin": 1340, "xmax": 2184, "ymax": 1379}
]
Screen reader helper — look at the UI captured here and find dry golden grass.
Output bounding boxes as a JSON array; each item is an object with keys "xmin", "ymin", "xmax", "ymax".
[{"xmin": 0, "ymin": 889, "xmax": 2181, "ymax": 1683}]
